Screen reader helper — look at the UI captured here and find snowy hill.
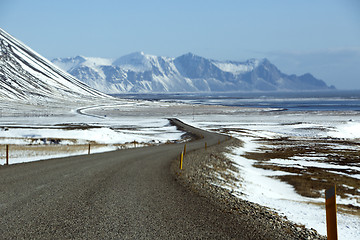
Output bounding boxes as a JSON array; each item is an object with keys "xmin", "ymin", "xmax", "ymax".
[
  {"xmin": 0, "ymin": 28, "xmax": 109, "ymax": 102},
  {"xmin": 52, "ymin": 52, "xmax": 334, "ymax": 93}
]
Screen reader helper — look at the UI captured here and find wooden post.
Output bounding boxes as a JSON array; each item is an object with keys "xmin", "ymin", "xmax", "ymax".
[
  {"xmin": 205, "ymin": 142, "xmax": 207, "ymax": 150},
  {"xmin": 218, "ymin": 139, "xmax": 220, "ymax": 145},
  {"xmin": 179, "ymin": 152, "xmax": 183, "ymax": 170},
  {"xmin": 88, "ymin": 144, "xmax": 91, "ymax": 155},
  {"xmin": 6, "ymin": 144, "xmax": 9, "ymax": 165},
  {"xmin": 325, "ymin": 185, "xmax": 338, "ymax": 240}
]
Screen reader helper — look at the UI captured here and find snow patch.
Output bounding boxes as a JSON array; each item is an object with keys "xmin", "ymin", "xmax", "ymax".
[{"xmin": 213, "ymin": 62, "xmax": 254, "ymax": 74}]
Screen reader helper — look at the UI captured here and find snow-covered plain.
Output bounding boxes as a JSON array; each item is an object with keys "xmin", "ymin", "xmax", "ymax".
[
  {"xmin": 181, "ymin": 112, "xmax": 360, "ymax": 240},
  {"xmin": 1, "ymin": 98, "xmax": 359, "ymax": 239},
  {"xmin": 0, "ymin": 100, "xmax": 185, "ymax": 165},
  {"xmin": 224, "ymin": 139, "xmax": 359, "ymax": 240}
]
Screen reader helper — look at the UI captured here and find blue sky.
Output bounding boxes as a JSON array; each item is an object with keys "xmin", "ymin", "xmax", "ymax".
[{"xmin": 1, "ymin": 0, "xmax": 359, "ymax": 89}]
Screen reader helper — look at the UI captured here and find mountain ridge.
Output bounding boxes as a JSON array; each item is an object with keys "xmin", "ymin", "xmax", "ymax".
[
  {"xmin": 0, "ymin": 28, "xmax": 110, "ymax": 102},
  {"xmin": 52, "ymin": 52, "xmax": 334, "ymax": 94}
]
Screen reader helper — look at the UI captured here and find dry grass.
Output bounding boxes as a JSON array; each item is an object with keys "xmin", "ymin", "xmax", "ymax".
[
  {"xmin": 236, "ymin": 134, "xmax": 360, "ymax": 216},
  {"xmin": 0, "ymin": 143, "xmax": 108, "ymax": 160},
  {"xmin": 0, "ymin": 136, "xmax": 185, "ymax": 165}
]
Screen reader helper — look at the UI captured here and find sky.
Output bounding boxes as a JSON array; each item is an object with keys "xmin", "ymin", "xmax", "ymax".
[{"xmin": 1, "ymin": 0, "xmax": 359, "ymax": 89}]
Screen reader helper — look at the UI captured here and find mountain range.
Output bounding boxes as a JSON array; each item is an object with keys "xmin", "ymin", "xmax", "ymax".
[
  {"xmin": 0, "ymin": 28, "xmax": 109, "ymax": 102},
  {"xmin": 52, "ymin": 52, "xmax": 334, "ymax": 93},
  {"xmin": 0, "ymin": 26, "xmax": 334, "ymax": 103}
]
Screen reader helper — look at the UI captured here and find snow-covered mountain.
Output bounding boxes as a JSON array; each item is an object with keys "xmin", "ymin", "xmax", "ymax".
[
  {"xmin": 52, "ymin": 52, "xmax": 334, "ymax": 94},
  {"xmin": 0, "ymin": 28, "xmax": 109, "ymax": 102}
]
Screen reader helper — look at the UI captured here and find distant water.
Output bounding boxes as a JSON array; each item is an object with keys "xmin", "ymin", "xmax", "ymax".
[{"xmin": 113, "ymin": 90, "xmax": 360, "ymax": 111}]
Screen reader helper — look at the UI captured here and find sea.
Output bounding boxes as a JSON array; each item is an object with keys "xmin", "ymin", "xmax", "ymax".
[{"xmin": 113, "ymin": 90, "xmax": 360, "ymax": 111}]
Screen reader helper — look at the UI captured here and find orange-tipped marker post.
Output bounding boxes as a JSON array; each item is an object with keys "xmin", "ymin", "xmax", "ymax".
[{"xmin": 325, "ymin": 185, "xmax": 338, "ymax": 240}]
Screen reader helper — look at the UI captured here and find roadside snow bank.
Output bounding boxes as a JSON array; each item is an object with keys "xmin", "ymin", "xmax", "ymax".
[{"xmin": 0, "ymin": 145, "xmax": 118, "ymax": 165}]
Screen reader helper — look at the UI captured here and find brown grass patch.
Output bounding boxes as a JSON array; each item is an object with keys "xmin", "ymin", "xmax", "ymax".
[
  {"xmin": 240, "ymin": 137, "xmax": 360, "ymax": 215},
  {"xmin": 0, "ymin": 143, "xmax": 110, "ymax": 159}
]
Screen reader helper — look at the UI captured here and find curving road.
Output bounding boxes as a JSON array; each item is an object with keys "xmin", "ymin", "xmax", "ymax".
[{"xmin": 0, "ymin": 119, "xmax": 252, "ymax": 239}]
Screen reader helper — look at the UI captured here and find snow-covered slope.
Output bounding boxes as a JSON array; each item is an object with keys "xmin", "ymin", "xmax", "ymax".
[
  {"xmin": 0, "ymin": 28, "xmax": 109, "ymax": 102},
  {"xmin": 53, "ymin": 52, "xmax": 334, "ymax": 94}
]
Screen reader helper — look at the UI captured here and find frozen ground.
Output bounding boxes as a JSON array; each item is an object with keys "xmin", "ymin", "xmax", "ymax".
[
  {"xmin": 181, "ymin": 111, "xmax": 360, "ymax": 240},
  {"xmin": 1, "ymin": 99, "xmax": 359, "ymax": 239},
  {"xmin": 0, "ymin": 99, "xmax": 186, "ymax": 165}
]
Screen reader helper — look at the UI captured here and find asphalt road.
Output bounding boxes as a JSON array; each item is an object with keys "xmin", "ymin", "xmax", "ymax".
[{"xmin": 0, "ymin": 119, "xmax": 250, "ymax": 239}]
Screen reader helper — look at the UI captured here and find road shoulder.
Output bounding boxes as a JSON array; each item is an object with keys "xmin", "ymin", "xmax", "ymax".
[{"xmin": 171, "ymin": 136, "xmax": 326, "ymax": 240}]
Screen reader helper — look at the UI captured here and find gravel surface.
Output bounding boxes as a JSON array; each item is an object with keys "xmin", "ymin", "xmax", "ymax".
[
  {"xmin": 0, "ymin": 119, "xmax": 326, "ymax": 239},
  {"xmin": 172, "ymin": 136, "xmax": 327, "ymax": 240}
]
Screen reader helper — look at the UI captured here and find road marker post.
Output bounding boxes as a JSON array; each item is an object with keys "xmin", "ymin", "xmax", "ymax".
[
  {"xmin": 218, "ymin": 139, "xmax": 220, "ymax": 145},
  {"xmin": 6, "ymin": 145, "xmax": 9, "ymax": 165},
  {"xmin": 88, "ymin": 144, "xmax": 91, "ymax": 155},
  {"xmin": 179, "ymin": 151, "xmax": 184, "ymax": 170},
  {"xmin": 325, "ymin": 185, "xmax": 338, "ymax": 240},
  {"xmin": 183, "ymin": 144, "xmax": 186, "ymax": 156},
  {"xmin": 205, "ymin": 142, "xmax": 207, "ymax": 150}
]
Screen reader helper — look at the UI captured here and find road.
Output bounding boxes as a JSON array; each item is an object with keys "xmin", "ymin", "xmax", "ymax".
[{"xmin": 0, "ymin": 119, "xmax": 251, "ymax": 239}]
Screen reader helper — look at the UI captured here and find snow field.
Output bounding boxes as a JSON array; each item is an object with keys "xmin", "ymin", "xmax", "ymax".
[
  {"xmin": 181, "ymin": 113, "xmax": 360, "ymax": 240},
  {"xmin": 225, "ymin": 137, "xmax": 359, "ymax": 239},
  {"xmin": 0, "ymin": 114, "xmax": 184, "ymax": 165}
]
